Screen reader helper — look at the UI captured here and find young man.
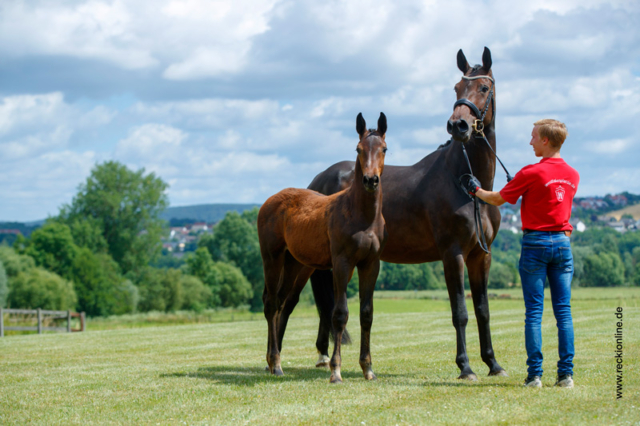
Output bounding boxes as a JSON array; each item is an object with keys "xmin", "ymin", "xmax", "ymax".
[{"xmin": 465, "ymin": 119, "xmax": 579, "ymax": 388}]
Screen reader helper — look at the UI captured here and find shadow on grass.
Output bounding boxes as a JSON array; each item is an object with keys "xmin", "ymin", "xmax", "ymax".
[
  {"xmin": 161, "ymin": 365, "xmax": 411, "ymax": 386},
  {"xmin": 425, "ymin": 380, "xmax": 519, "ymax": 388}
]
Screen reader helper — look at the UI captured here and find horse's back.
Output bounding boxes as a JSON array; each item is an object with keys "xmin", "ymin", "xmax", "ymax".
[{"xmin": 258, "ymin": 187, "xmax": 334, "ymax": 269}]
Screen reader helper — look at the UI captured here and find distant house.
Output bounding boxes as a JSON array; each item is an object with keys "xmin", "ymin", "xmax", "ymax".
[
  {"xmin": 0, "ymin": 229, "xmax": 22, "ymax": 235},
  {"xmin": 189, "ymin": 222, "xmax": 209, "ymax": 233},
  {"xmin": 578, "ymin": 198, "xmax": 608, "ymax": 210},
  {"xmin": 569, "ymin": 218, "xmax": 587, "ymax": 232},
  {"xmin": 607, "ymin": 221, "xmax": 626, "ymax": 233},
  {"xmin": 607, "ymin": 194, "xmax": 628, "ymax": 207}
]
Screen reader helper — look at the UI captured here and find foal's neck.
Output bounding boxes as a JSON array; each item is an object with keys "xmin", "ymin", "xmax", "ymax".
[{"xmin": 347, "ymin": 159, "xmax": 383, "ymax": 223}]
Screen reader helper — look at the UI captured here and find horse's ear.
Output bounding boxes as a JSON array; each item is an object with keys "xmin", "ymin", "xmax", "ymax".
[
  {"xmin": 457, "ymin": 49, "xmax": 470, "ymax": 73},
  {"xmin": 482, "ymin": 47, "xmax": 492, "ymax": 71},
  {"xmin": 356, "ymin": 112, "xmax": 366, "ymax": 137},
  {"xmin": 377, "ymin": 112, "xmax": 387, "ymax": 137}
]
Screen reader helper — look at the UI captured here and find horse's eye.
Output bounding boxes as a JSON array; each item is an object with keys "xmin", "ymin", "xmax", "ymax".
[
  {"xmin": 356, "ymin": 148, "xmax": 362, "ymax": 154},
  {"xmin": 382, "ymin": 148, "xmax": 388, "ymax": 154},
  {"xmin": 481, "ymin": 86, "xmax": 489, "ymax": 93}
]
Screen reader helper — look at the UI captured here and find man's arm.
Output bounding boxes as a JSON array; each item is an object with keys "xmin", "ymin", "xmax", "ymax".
[{"xmin": 475, "ymin": 188, "xmax": 506, "ymax": 206}]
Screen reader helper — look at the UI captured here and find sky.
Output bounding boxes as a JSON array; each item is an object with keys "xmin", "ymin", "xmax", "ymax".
[{"xmin": 1, "ymin": 0, "xmax": 639, "ymax": 221}]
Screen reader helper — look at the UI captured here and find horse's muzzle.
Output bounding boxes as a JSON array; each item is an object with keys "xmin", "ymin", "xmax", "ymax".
[
  {"xmin": 447, "ymin": 118, "xmax": 471, "ymax": 142},
  {"xmin": 363, "ymin": 175, "xmax": 379, "ymax": 192}
]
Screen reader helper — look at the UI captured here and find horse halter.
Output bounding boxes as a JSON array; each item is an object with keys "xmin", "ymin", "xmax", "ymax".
[{"xmin": 452, "ymin": 75, "xmax": 495, "ymax": 137}]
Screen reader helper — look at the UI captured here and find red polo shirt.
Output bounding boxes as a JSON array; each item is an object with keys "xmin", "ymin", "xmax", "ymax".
[{"xmin": 500, "ymin": 157, "xmax": 579, "ymax": 231}]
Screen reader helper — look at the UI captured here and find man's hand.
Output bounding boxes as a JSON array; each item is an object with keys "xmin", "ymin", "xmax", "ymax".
[{"xmin": 463, "ymin": 175, "xmax": 482, "ymax": 195}]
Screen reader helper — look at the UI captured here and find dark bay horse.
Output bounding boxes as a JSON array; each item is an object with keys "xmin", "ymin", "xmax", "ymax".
[
  {"xmin": 257, "ymin": 113, "xmax": 388, "ymax": 383},
  {"xmin": 306, "ymin": 47, "xmax": 507, "ymax": 380}
]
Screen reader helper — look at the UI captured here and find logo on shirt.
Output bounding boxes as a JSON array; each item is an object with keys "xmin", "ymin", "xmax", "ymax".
[{"xmin": 555, "ymin": 185, "xmax": 565, "ymax": 202}]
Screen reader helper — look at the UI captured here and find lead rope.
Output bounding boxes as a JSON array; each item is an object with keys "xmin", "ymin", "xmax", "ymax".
[{"xmin": 454, "ymin": 75, "xmax": 513, "ymax": 253}]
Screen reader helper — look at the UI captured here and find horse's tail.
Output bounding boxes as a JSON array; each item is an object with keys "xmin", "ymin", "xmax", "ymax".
[{"xmin": 311, "ymin": 269, "xmax": 352, "ymax": 345}]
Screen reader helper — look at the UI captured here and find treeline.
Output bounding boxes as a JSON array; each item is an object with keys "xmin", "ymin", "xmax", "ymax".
[
  {"xmin": 1, "ymin": 161, "xmax": 638, "ymax": 316},
  {"xmin": 0, "ymin": 161, "xmax": 263, "ymax": 316}
]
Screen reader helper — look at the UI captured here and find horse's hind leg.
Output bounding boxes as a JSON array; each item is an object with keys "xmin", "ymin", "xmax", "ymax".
[
  {"xmin": 262, "ymin": 252, "xmax": 285, "ymax": 376},
  {"xmin": 357, "ymin": 259, "xmax": 380, "ymax": 381},
  {"xmin": 467, "ymin": 248, "xmax": 507, "ymax": 377},
  {"xmin": 443, "ymin": 250, "xmax": 477, "ymax": 380},
  {"xmin": 276, "ymin": 254, "xmax": 314, "ymax": 355}
]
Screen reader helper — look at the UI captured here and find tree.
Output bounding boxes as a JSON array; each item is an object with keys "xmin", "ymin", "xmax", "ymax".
[
  {"xmin": 488, "ymin": 261, "xmax": 516, "ymax": 289},
  {"xmin": 0, "ymin": 246, "xmax": 35, "ymax": 277},
  {"xmin": 582, "ymin": 252, "xmax": 625, "ymax": 287},
  {"xmin": 71, "ymin": 248, "xmax": 137, "ymax": 316},
  {"xmin": 199, "ymin": 212, "xmax": 263, "ymax": 310},
  {"xmin": 21, "ymin": 222, "xmax": 78, "ymax": 279},
  {"xmin": 58, "ymin": 161, "xmax": 168, "ymax": 275},
  {"xmin": 8, "ymin": 268, "xmax": 77, "ymax": 310},
  {"xmin": 185, "ymin": 247, "xmax": 251, "ymax": 308},
  {"xmin": 180, "ymin": 275, "xmax": 212, "ymax": 312}
]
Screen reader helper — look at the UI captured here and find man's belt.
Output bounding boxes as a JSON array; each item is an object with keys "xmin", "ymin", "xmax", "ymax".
[{"xmin": 523, "ymin": 229, "xmax": 571, "ymax": 237}]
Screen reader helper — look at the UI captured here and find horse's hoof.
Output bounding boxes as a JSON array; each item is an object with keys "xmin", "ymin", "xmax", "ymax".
[
  {"xmin": 364, "ymin": 372, "xmax": 377, "ymax": 381},
  {"xmin": 264, "ymin": 366, "xmax": 270, "ymax": 372},
  {"xmin": 489, "ymin": 369, "xmax": 508, "ymax": 377},
  {"xmin": 458, "ymin": 373, "xmax": 478, "ymax": 381},
  {"xmin": 330, "ymin": 375, "xmax": 343, "ymax": 384},
  {"xmin": 273, "ymin": 367, "xmax": 284, "ymax": 376},
  {"xmin": 316, "ymin": 354, "xmax": 330, "ymax": 368}
]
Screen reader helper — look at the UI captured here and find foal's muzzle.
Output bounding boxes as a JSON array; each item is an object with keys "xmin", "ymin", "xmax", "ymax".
[
  {"xmin": 363, "ymin": 175, "xmax": 379, "ymax": 192},
  {"xmin": 447, "ymin": 118, "xmax": 471, "ymax": 142}
]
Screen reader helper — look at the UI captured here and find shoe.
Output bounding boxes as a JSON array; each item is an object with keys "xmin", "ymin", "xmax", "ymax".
[
  {"xmin": 524, "ymin": 376, "xmax": 542, "ymax": 388},
  {"xmin": 555, "ymin": 374, "xmax": 574, "ymax": 388}
]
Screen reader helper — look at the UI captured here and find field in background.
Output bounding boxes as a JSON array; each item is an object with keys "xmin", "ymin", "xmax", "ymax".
[
  {"xmin": 607, "ymin": 203, "xmax": 640, "ymax": 220},
  {"xmin": 1, "ymin": 289, "xmax": 639, "ymax": 424}
]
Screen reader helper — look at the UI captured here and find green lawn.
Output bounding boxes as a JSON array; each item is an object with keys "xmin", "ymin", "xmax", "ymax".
[{"xmin": 1, "ymin": 289, "xmax": 639, "ymax": 424}]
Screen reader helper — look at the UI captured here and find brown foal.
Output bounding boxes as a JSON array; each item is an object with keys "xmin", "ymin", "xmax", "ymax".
[{"xmin": 257, "ymin": 112, "xmax": 388, "ymax": 383}]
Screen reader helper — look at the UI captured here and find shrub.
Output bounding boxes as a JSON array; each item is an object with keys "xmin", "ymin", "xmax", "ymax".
[
  {"xmin": 0, "ymin": 246, "xmax": 35, "ymax": 277},
  {"xmin": 180, "ymin": 275, "xmax": 212, "ymax": 312},
  {"xmin": 8, "ymin": 268, "xmax": 77, "ymax": 310}
]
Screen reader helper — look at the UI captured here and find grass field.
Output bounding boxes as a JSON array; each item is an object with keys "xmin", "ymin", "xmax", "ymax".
[
  {"xmin": 1, "ymin": 288, "xmax": 639, "ymax": 425},
  {"xmin": 607, "ymin": 203, "xmax": 640, "ymax": 220}
]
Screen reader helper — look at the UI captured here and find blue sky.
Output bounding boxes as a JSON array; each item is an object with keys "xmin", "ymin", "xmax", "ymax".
[{"xmin": 1, "ymin": 0, "xmax": 639, "ymax": 221}]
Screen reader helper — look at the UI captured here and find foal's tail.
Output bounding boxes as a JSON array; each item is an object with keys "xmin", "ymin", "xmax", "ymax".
[{"xmin": 311, "ymin": 269, "xmax": 352, "ymax": 345}]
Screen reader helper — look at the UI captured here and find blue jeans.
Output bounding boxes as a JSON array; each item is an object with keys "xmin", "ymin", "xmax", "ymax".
[{"xmin": 519, "ymin": 231, "xmax": 575, "ymax": 378}]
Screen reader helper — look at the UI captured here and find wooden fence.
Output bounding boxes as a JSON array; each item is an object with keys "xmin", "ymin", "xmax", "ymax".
[{"xmin": 0, "ymin": 308, "xmax": 85, "ymax": 337}]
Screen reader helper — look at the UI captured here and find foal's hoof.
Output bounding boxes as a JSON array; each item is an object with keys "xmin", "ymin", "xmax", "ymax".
[
  {"xmin": 489, "ymin": 369, "xmax": 508, "ymax": 377},
  {"xmin": 364, "ymin": 371, "xmax": 377, "ymax": 381},
  {"xmin": 273, "ymin": 367, "xmax": 284, "ymax": 376},
  {"xmin": 458, "ymin": 373, "xmax": 478, "ymax": 381},
  {"xmin": 316, "ymin": 354, "xmax": 330, "ymax": 368}
]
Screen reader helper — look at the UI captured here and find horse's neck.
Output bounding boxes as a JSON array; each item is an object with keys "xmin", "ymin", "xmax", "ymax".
[
  {"xmin": 346, "ymin": 160, "xmax": 383, "ymax": 223},
  {"xmin": 448, "ymin": 128, "xmax": 497, "ymax": 191}
]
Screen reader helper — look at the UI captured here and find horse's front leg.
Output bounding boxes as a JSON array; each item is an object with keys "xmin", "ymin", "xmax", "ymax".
[
  {"xmin": 442, "ymin": 249, "xmax": 476, "ymax": 380},
  {"xmin": 262, "ymin": 253, "xmax": 285, "ymax": 376},
  {"xmin": 467, "ymin": 247, "xmax": 508, "ymax": 377},
  {"xmin": 357, "ymin": 259, "xmax": 380, "ymax": 380},
  {"xmin": 329, "ymin": 257, "xmax": 353, "ymax": 384}
]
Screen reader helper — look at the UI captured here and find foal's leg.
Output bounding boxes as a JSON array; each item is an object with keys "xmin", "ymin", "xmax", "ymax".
[
  {"xmin": 262, "ymin": 252, "xmax": 285, "ymax": 376},
  {"xmin": 442, "ymin": 250, "xmax": 476, "ymax": 380},
  {"xmin": 329, "ymin": 257, "xmax": 354, "ymax": 384},
  {"xmin": 276, "ymin": 257, "xmax": 314, "ymax": 355},
  {"xmin": 467, "ymin": 247, "xmax": 507, "ymax": 376},
  {"xmin": 357, "ymin": 259, "xmax": 380, "ymax": 380}
]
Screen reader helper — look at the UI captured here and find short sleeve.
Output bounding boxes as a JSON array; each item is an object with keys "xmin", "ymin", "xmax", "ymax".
[{"xmin": 499, "ymin": 169, "xmax": 529, "ymax": 205}]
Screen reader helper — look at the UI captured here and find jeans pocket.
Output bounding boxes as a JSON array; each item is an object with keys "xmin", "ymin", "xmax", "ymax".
[
  {"xmin": 558, "ymin": 247, "xmax": 574, "ymax": 272},
  {"xmin": 520, "ymin": 247, "xmax": 547, "ymax": 274}
]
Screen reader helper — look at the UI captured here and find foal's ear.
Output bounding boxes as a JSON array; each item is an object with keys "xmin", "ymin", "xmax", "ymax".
[
  {"xmin": 482, "ymin": 46, "xmax": 492, "ymax": 71},
  {"xmin": 356, "ymin": 112, "xmax": 366, "ymax": 137},
  {"xmin": 377, "ymin": 112, "xmax": 387, "ymax": 137},
  {"xmin": 457, "ymin": 49, "xmax": 470, "ymax": 74}
]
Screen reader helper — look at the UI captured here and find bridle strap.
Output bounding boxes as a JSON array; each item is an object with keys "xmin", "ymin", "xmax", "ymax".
[{"xmin": 453, "ymin": 98, "xmax": 482, "ymax": 119}]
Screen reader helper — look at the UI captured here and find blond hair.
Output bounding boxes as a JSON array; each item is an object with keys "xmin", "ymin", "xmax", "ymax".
[{"xmin": 534, "ymin": 119, "xmax": 568, "ymax": 149}]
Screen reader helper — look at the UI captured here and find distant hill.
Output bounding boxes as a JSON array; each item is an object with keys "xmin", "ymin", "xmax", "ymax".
[{"xmin": 160, "ymin": 203, "xmax": 261, "ymax": 224}]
